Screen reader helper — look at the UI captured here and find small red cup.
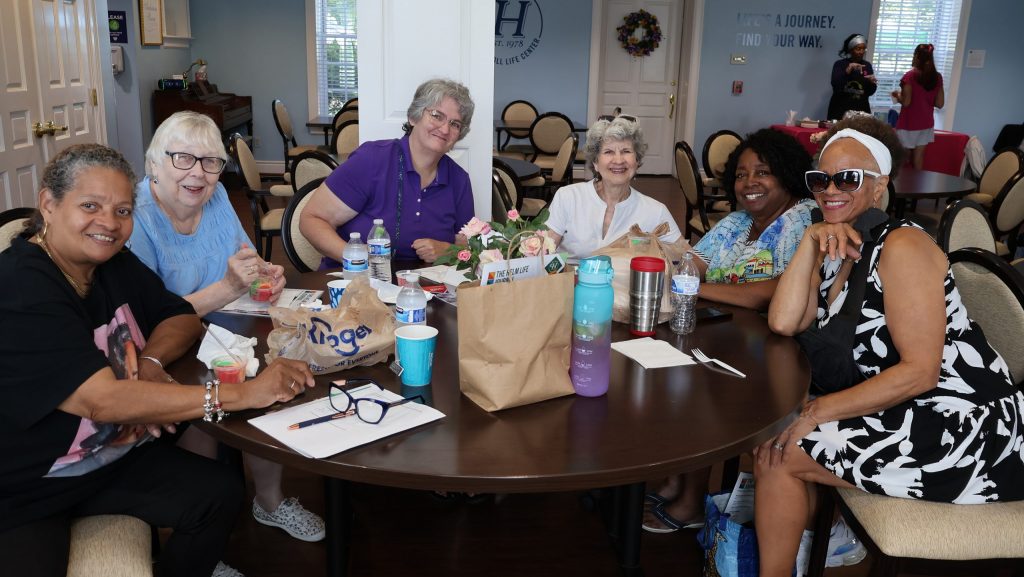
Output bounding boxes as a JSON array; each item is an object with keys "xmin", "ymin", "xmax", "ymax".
[{"xmin": 212, "ymin": 356, "xmax": 244, "ymax": 384}]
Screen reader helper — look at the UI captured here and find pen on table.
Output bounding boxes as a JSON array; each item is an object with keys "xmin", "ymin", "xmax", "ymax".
[
  {"xmin": 289, "ymin": 409, "xmax": 355, "ymax": 430},
  {"xmin": 201, "ymin": 322, "xmax": 244, "ymax": 367}
]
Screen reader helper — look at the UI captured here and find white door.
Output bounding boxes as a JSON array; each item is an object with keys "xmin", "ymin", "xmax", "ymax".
[
  {"xmin": 0, "ymin": 0, "xmax": 103, "ymax": 212},
  {"xmin": 593, "ymin": 0, "xmax": 683, "ymax": 175}
]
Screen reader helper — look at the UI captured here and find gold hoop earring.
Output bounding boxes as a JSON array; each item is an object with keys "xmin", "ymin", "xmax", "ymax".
[{"xmin": 41, "ymin": 221, "xmax": 48, "ymax": 240}]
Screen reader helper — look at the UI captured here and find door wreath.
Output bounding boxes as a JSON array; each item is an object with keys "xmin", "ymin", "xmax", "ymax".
[{"xmin": 616, "ymin": 9, "xmax": 662, "ymax": 58}]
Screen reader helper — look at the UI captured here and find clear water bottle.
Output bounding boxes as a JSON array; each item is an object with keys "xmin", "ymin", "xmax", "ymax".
[
  {"xmin": 571, "ymin": 256, "xmax": 614, "ymax": 397},
  {"xmin": 671, "ymin": 253, "xmax": 701, "ymax": 334},
  {"xmin": 395, "ymin": 273, "xmax": 427, "ymax": 327},
  {"xmin": 342, "ymin": 232, "xmax": 368, "ymax": 280},
  {"xmin": 367, "ymin": 218, "xmax": 392, "ymax": 283}
]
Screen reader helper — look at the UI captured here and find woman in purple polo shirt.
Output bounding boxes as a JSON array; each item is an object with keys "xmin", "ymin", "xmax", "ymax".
[{"xmin": 301, "ymin": 78, "xmax": 475, "ymax": 266}]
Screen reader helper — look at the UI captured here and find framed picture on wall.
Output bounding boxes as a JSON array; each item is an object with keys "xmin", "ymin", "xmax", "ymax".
[{"xmin": 139, "ymin": 0, "xmax": 163, "ymax": 46}]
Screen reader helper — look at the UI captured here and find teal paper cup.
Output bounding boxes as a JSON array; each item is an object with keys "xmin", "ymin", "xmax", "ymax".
[
  {"xmin": 327, "ymin": 279, "xmax": 350, "ymax": 308},
  {"xmin": 394, "ymin": 325, "xmax": 438, "ymax": 386}
]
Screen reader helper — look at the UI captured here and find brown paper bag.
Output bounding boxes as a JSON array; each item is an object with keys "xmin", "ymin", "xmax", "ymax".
[
  {"xmin": 265, "ymin": 275, "xmax": 395, "ymax": 374},
  {"xmin": 591, "ymin": 223, "xmax": 688, "ymax": 324},
  {"xmin": 456, "ymin": 272, "xmax": 575, "ymax": 412}
]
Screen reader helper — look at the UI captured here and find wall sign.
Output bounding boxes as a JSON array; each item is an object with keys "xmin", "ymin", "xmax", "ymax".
[
  {"xmin": 494, "ymin": 0, "xmax": 544, "ymax": 66},
  {"xmin": 109, "ymin": 11, "xmax": 127, "ymax": 44},
  {"xmin": 139, "ymin": 0, "xmax": 163, "ymax": 46},
  {"xmin": 734, "ymin": 11, "xmax": 834, "ymax": 49}
]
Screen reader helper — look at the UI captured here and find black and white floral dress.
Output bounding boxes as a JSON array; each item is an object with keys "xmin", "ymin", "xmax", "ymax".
[{"xmin": 798, "ymin": 220, "xmax": 1024, "ymax": 503}]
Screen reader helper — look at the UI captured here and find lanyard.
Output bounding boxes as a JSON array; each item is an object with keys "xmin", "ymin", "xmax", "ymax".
[{"xmin": 395, "ymin": 149, "xmax": 404, "ymax": 244}]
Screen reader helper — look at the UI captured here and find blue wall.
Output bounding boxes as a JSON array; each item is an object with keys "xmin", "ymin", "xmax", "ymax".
[{"xmin": 493, "ymin": 0, "xmax": 591, "ymax": 127}]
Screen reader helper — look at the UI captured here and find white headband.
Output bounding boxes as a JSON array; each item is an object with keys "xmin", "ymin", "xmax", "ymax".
[
  {"xmin": 820, "ymin": 129, "xmax": 892, "ymax": 176},
  {"xmin": 847, "ymin": 35, "xmax": 866, "ymax": 51}
]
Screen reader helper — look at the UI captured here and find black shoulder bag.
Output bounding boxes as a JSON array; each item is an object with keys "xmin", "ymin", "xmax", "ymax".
[{"xmin": 795, "ymin": 208, "xmax": 891, "ymax": 395}]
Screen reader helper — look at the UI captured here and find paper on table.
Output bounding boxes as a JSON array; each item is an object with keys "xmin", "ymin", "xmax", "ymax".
[
  {"xmin": 611, "ymin": 337, "xmax": 696, "ymax": 369},
  {"xmin": 248, "ymin": 383, "xmax": 445, "ymax": 459},
  {"xmin": 220, "ymin": 288, "xmax": 323, "ymax": 316}
]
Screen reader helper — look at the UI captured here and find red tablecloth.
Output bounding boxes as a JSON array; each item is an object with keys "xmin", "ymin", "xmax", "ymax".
[{"xmin": 770, "ymin": 125, "xmax": 968, "ymax": 177}]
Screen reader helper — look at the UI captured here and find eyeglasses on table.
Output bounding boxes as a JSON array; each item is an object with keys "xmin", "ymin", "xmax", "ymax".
[{"xmin": 328, "ymin": 379, "xmax": 424, "ymax": 425}]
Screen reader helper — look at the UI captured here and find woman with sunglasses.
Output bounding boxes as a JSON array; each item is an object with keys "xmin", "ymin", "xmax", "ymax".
[
  {"xmin": 302, "ymin": 78, "xmax": 476, "ymax": 265},
  {"xmin": 130, "ymin": 113, "xmax": 326, "ymax": 567},
  {"xmin": 758, "ymin": 116, "xmax": 1024, "ymax": 577},
  {"xmin": 0, "ymin": 144, "xmax": 313, "ymax": 577},
  {"xmin": 892, "ymin": 44, "xmax": 945, "ymax": 169}
]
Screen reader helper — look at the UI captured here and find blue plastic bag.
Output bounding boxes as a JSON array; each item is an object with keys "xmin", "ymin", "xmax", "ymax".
[{"xmin": 696, "ymin": 492, "xmax": 759, "ymax": 577}]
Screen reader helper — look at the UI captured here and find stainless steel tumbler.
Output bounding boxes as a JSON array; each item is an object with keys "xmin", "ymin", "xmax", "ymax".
[{"xmin": 629, "ymin": 256, "xmax": 665, "ymax": 336}]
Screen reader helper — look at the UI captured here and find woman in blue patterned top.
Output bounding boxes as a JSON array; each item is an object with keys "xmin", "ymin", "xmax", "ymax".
[{"xmin": 643, "ymin": 128, "xmax": 819, "ymax": 535}]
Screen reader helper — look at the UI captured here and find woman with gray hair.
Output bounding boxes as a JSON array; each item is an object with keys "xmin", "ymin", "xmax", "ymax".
[
  {"xmin": 545, "ymin": 116, "xmax": 681, "ymax": 258},
  {"xmin": 302, "ymin": 78, "xmax": 476, "ymax": 264}
]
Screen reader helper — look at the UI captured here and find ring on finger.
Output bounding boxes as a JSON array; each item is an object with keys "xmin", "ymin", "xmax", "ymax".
[
  {"xmin": 826, "ymin": 234, "xmax": 836, "ymax": 242},
  {"xmin": 773, "ymin": 442, "xmax": 784, "ymax": 451}
]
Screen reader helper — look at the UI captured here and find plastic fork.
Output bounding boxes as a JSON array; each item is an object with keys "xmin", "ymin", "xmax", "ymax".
[{"xmin": 691, "ymin": 348, "xmax": 746, "ymax": 378}]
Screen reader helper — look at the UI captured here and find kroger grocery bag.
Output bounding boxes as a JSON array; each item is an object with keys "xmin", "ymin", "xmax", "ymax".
[
  {"xmin": 265, "ymin": 275, "xmax": 395, "ymax": 374},
  {"xmin": 457, "ymin": 271, "xmax": 574, "ymax": 411},
  {"xmin": 591, "ymin": 223, "xmax": 687, "ymax": 324}
]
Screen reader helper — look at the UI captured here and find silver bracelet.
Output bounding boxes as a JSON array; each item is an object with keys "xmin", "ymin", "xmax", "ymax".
[
  {"xmin": 140, "ymin": 355, "xmax": 163, "ymax": 369},
  {"xmin": 202, "ymin": 380, "xmax": 226, "ymax": 423}
]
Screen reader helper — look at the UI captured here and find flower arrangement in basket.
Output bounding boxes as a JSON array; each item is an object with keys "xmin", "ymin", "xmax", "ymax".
[{"xmin": 436, "ymin": 208, "xmax": 559, "ymax": 282}]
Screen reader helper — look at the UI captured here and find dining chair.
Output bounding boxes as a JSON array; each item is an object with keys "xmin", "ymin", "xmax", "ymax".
[
  {"xmin": 522, "ymin": 135, "xmax": 577, "ymax": 201},
  {"xmin": 231, "ymin": 134, "xmax": 282, "ymax": 260},
  {"xmin": 331, "ymin": 119, "xmax": 360, "ymax": 161},
  {"xmin": 988, "ymin": 171, "xmax": 1024, "ymax": 257},
  {"xmin": 491, "ymin": 170, "xmax": 515, "ymax": 224},
  {"xmin": 675, "ymin": 140, "xmax": 727, "ymax": 240},
  {"xmin": 805, "ymin": 247, "xmax": 1024, "ymax": 577},
  {"xmin": 528, "ymin": 111, "xmax": 573, "ymax": 171},
  {"xmin": 340, "ymin": 97, "xmax": 358, "ymax": 112},
  {"xmin": 289, "ymin": 150, "xmax": 338, "ymax": 194},
  {"xmin": 281, "ymin": 177, "xmax": 328, "ymax": 273},
  {"xmin": 963, "ymin": 147, "xmax": 1024, "ymax": 208},
  {"xmin": 701, "ymin": 129, "xmax": 742, "ymax": 192},
  {"xmin": 0, "ymin": 206, "xmax": 34, "ymax": 251},
  {"xmin": 499, "ymin": 99, "xmax": 538, "ymax": 152},
  {"xmin": 67, "ymin": 514, "xmax": 153, "ymax": 577},
  {"xmin": 271, "ymin": 99, "xmax": 320, "ymax": 170},
  {"xmin": 936, "ymin": 199, "xmax": 997, "ymax": 254},
  {"xmin": 331, "ymin": 107, "xmax": 358, "ymax": 131},
  {"xmin": 492, "ymin": 157, "xmax": 545, "ymax": 219}
]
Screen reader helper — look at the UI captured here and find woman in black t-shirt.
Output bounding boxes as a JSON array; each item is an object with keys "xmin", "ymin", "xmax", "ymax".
[
  {"xmin": 0, "ymin": 144, "xmax": 314, "ymax": 577},
  {"xmin": 828, "ymin": 33, "xmax": 878, "ymax": 120}
]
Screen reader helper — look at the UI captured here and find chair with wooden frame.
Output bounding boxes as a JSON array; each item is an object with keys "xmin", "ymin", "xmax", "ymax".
[
  {"xmin": 962, "ymin": 147, "xmax": 1024, "ymax": 208},
  {"xmin": 492, "ymin": 157, "xmax": 545, "ymax": 219},
  {"xmin": 521, "ymin": 135, "xmax": 578, "ymax": 202},
  {"xmin": 528, "ymin": 111, "xmax": 573, "ymax": 172},
  {"xmin": 936, "ymin": 199, "xmax": 997, "ymax": 254},
  {"xmin": 271, "ymin": 99, "xmax": 320, "ymax": 169},
  {"xmin": 231, "ymin": 134, "xmax": 282, "ymax": 260},
  {"xmin": 805, "ymin": 247, "xmax": 1024, "ymax": 577},
  {"xmin": 499, "ymin": 99, "xmax": 539, "ymax": 153},
  {"xmin": 281, "ymin": 177, "xmax": 328, "ymax": 273},
  {"xmin": 701, "ymin": 129, "xmax": 742, "ymax": 192},
  {"xmin": 491, "ymin": 170, "xmax": 516, "ymax": 224},
  {"xmin": 288, "ymin": 150, "xmax": 338, "ymax": 194},
  {"xmin": 988, "ymin": 171, "xmax": 1024, "ymax": 257},
  {"xmin": 0, "ymin": 206, "xmax": 34, "ymax": 251},
  {"xmin": 675, "ymin": 140, "xmax": 728, "ymax": 240},
  {"xmin": 331, "ymin": 119, "xmax": 360, "ymax": 161}
]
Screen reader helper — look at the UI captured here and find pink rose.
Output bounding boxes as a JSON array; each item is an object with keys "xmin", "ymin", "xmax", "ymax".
[
  {"xmin": 459, "ymin": 217, "xmax": 491, "ymax": 239},
  {"xmin": 520, "ymin": 235, "xmax": 544, "ymax": 257},
  {"xmin": 478, "ymin": 249, "xmax": 504, "ymax": 265},
  {"xmin": 507, "ymin": 209, "xmax": 520, "ymax": 221},
  {"xmin": 457, "ymin": 250, "xmax": 472, "ymax": 262}
]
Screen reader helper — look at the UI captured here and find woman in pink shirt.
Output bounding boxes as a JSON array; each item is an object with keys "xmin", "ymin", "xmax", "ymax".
[{"xmin": 892, "ymin": 44, "xmax": 945, "ymax": 169}]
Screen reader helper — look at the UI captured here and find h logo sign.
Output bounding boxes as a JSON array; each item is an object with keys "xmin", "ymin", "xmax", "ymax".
[{"xmin": 495, "ymin": 0, "xmax": 531, "ymax": 38}]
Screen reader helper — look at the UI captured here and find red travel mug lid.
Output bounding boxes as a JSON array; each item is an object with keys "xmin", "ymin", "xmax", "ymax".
[{"xmin": 630, "ymin": 256, "xmax": 664, "ymax": 272}]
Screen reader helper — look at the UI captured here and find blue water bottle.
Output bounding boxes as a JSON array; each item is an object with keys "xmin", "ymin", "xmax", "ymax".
[{"xmin": 571, "ymin": 256, "xmax": 614, "ymax": 397}]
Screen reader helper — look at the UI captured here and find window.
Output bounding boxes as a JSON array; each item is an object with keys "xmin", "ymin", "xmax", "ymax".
[
  {"xmin": 309, "ymin": 0, "xmax": 358, "ymax": 117},
  {"xmin": 868, "ymin": 0, "xmax": 964, "ymax": 113}
]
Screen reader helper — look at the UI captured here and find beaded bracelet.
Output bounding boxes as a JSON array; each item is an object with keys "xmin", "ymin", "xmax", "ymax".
[{"xmin": 202, "ymin": 380, "xmax": 226, "ymax": 423}]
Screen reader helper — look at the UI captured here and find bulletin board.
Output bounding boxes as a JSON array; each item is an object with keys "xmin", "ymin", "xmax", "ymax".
[{"xmin": 139, "ymin": 0, "xmax": 163, "ymax": 46}]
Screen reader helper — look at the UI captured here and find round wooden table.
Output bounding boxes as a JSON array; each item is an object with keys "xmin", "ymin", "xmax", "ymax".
[
  {"xmin": 174, "ymin": 269, "xmax": 808, "ymax": 577},
  {"xmin": 497, "ymin": 156, "xmax": 542, "ymax": 182},
  {"xmin": 891, "ymin": 167, "xmax": 976, "ymax": 218}
]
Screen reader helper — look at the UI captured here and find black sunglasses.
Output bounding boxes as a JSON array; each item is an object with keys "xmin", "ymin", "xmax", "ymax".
[
  {"xmin": 805, "ymin": 168, "xmax": 881, "ymax": 193},
  {"xmin": 597, "ymin": 114, "xmax": 638, "ymax": 123}
]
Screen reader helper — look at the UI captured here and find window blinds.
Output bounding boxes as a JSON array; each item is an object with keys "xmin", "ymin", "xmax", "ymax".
[{"xmin": 315, "ymin": 0, "xmax": 358, "ymax": 116}]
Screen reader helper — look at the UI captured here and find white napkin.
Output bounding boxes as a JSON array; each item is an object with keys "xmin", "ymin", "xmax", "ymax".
[
  {"xmin": 198, "ymin": 323, "xmax": 260, "ymax": 377},
  {"xmin": 786, "ymin": 110, "xmax": 798, "ymax": 126},
  {"xmin": 611, "ymin": 337, "xmax": 696, "ymax": 369}
]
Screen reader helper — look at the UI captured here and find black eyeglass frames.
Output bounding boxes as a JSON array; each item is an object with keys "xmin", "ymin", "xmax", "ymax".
[
  {"xmin": 805, "ymin": 168, "xmax": 881, "ymax": 194},
  {"xmin": 328, "ymin": 379, "xmax": 424, "ymax": 425},
  {"xmin": 165, "ymin": 151, "xmax": 227, "ymax": 174}
]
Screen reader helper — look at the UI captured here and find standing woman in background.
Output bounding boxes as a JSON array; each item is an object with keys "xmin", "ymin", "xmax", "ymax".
[
  {"xmin": 828, "ymin": 34, "xmax": 877, "ymax": 120},
  {"xmin": 892, "ymin": 44, "xmax": 945, "ymax": 169}
]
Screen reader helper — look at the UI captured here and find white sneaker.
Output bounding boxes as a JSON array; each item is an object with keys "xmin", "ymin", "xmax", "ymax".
[
  {"xmin": 252, "ymin": 497, "xmax": 326, "ymax": 542},
  {"xmin": 211, "ymin": 561, "xmax": 244, "ymax": 577},
  {"xmin": 825, "ymin": 516, "xmax": 867, "ymax": 568}
]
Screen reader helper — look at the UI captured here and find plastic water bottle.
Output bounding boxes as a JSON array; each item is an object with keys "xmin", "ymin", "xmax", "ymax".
[
  {"xmin": 571, "ymin": 256, "xmax": 614, "ymax": 397},
  {"xmin": 367, "ymin": 219, "xmax": 392, "ymax": 283},
  {"xmin": 671, "ymin": 253, "xmax": 701, "ymax": 334},
  {"xmin": 342, "ymin": 232, "xmax": 368, "ymax": 280},
  {"xmin": 395, "ymin": 279, "xmax": 427, "ymax": 327}
]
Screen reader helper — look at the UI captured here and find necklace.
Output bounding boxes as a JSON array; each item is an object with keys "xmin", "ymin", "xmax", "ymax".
[{"xmin": 35, "ymin": 234, "xmax": 90, "ymax": 298}]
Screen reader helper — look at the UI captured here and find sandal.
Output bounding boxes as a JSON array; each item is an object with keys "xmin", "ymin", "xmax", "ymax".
[{"xmin": 642, "ymin": 502, "xmax": 704, "ymax": 534}]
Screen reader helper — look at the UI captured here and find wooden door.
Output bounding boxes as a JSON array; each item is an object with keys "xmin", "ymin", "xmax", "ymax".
[
  {"xmin": 596, "ymin": 0, "xmax": 683, "ymax": 175},
  {"xmin": 0, "ymin": 0, "xmax": 102, "ymax": 211}
]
